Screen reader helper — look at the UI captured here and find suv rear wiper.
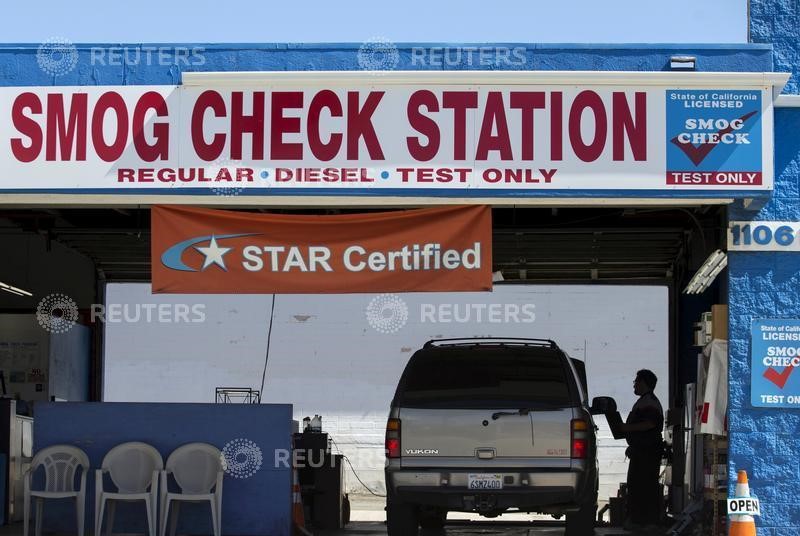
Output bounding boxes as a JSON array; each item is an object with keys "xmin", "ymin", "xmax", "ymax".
[
  {"xmin": 491, "ymin": 403, "xmax": 569, "ymax": 419},
  {"xmin": 491, "ymin": 409, "xmax": 531, "ymax": 420}
]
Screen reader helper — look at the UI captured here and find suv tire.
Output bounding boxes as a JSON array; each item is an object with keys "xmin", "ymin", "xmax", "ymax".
[
  {"xmin": 565, "ymin": 493, "xmax": 597, "ymax": 536},
  {"xmin": 387, "ymin": 497, "xmax": 419, "ymax": 536},
  {"xmin": 419, "ymin": 508, "xmax": 446, "ymax": 530}
]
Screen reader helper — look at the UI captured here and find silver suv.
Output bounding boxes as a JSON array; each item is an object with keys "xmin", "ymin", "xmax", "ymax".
[{"xmin": 384, "ymin": 338, "xmax": 599, "ymax": 535}]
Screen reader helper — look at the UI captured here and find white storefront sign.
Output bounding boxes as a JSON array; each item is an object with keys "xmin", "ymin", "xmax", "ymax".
[{"xmin": 0, "ymin": 71, "xmax": 785, "ymax": 202}]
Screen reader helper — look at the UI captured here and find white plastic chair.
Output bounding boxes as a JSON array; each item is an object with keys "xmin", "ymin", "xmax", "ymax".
[
  {"xmin": 23, "ymin": 445, "xmax": 90, "ymax": 536},
  {"xmin": 95, "ymin": 442, "xmax": 163, "ymax": 536},
  {"xmin": 159, "ymin": 443, "xmax": 223, "ymax": 536}
]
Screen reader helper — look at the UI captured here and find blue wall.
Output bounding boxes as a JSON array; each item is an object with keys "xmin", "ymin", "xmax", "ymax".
[
  {"xmin": 751, "ymin": 0, "xmax": 800, "ymax": 94},
  {"xmin": 721, "ymin": 1, "xmax": 800, "ymax": 532},
  {"xmin": 0, "ymin": 42, "xmax": 772, "ymax": 87},
  {"xmin": 727, "ymin": 113, "xmax": 800, "ymax": 532},
  {"xmin": 33, "ymin": 402, "xmax": 292, "ymax": 536}
]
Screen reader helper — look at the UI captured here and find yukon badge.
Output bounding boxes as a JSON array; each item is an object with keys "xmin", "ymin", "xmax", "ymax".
[{"xmin": 405, "ymin": 448, "xmax": 439, "ymax": 455}]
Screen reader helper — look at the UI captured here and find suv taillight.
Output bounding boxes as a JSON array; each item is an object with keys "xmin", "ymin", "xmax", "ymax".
[
  {"xmin": 571, "ymin": 419, "xmax": 588, "ymax": 459},
  {"xmin": 385, "ymin": 418, "xmax": 401, "ymax": 458}
]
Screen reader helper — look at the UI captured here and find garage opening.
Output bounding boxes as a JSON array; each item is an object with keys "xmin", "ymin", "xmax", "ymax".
[{"xmin": 0, "ymin": 204, "xmax": 728, "ymax": 531}]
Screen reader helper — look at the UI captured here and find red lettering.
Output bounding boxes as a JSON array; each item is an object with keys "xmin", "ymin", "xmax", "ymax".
[
  {"xmin": 612, "ymin": 91, "xmax": 647, "ymax": 161},
  {"xmin": 510, "ymin": 92, "xmax": 545, "ymax": 161},
  {"xmin": 138, "ymin": 168, "xmax": 154, "ymax": 182},
  {"xmin": 11, "ymin": 92, "xmax": 43, "ymax": 163},
  {"xmin": 46, "ymin": 94, "xmax": 87, "ymax": 161},
  {"xmin": 133, "ymin": 91, "xmax": 169, "ymax": 162},
  {"xmin": 406, "ymin": 90, "xmax": 440, "ymax": 162},
  {"xmin": 271, "ymin": 92, "xmax": 303, "ymax": 160},
  {"xmin": 307, "ymin": 90, "xmax": 343, "ymax": 161},
  {"xmin": 475, "ymin": 91, "xmax": 511, "ymax": 160},
  {"xmin": 550, "ymin": 92, "xmax": 563, "ymax": 161},
  {"xmin": 91, "ymin": 92, "xmax": 128, "ymax": 162},
  {"xmin": 347, "ymin": 91, "xmax": 384, "ymax": 160},
  {"xmin": 541, "ymin": 168, "xmax": 557, "ymax": 183},
  {"xmin": 231, "ymin": 91, "xmax": 265, "ymax": 160},
  {"xmin": 191, "ymin": 90, "xmax": 226, "ymax": 161},
  {"xmin": 442, "ymin": 91, "xmax": 478, "ymax": 160},
  {"xmin": 569, "ymin": 90, "xmax": 607, "ymax": 162}
]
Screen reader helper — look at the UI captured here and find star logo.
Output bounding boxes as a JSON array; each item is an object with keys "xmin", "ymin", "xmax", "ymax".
[
  {"xmin": 195, "ymin": 235, "xmax": 232, "ymax": 271},
  {"xmin": 160, "ymin": 233, "xmax": 260, "ymax": 273}
]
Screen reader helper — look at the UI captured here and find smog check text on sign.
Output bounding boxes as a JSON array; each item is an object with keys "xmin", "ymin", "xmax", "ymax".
[{"xmin": 0, "ymin": 74, "xmax": 773, "ymax": 195}]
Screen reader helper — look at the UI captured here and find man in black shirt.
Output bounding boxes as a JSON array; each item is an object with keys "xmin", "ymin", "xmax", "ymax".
[{"xmin": 620, "ymin": 369, "xmax": 664, "ymax": 532}]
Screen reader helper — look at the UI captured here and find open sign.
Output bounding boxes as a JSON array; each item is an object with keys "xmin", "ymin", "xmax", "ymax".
[{"xmin": 727, "ymin": 497, "xmax": 761, "ymax": 516}]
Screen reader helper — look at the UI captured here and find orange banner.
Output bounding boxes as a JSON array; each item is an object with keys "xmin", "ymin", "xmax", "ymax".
[{"xmin": 151, "ymin": 205, "xmax": 492, "ymax": 294}]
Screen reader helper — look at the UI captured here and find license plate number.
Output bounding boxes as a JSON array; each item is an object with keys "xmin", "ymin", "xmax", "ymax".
[{"xmin": 467, "ymin": 474, "xmax": 503, "ymax": 490}]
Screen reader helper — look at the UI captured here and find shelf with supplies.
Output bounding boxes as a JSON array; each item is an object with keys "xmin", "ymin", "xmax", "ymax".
[
  {"xmin": 701, "ymin": 434, "xmax": 728, "ymax": 536},
  {"xmin": 692, "ymin": 304, "xmax": 728, "ymax": 347}
]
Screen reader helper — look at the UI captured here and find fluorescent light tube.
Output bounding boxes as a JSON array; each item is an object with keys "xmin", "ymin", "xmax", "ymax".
[
  {"xmin": 0, "ymin": 281, "xmax": 33, "ymax": 297},
  {"xmin": 683, "ymin": 250, "xmax": 727, "ymax": 294}
]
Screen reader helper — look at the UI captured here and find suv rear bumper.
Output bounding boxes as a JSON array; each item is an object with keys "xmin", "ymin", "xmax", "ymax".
[
  {"xmin": 393, "ymin": 485, "xmax": 578, "ymax": 512},
  {"xmin": 386, "ymin": 467, "xmax": 596, "ymax": 514}
]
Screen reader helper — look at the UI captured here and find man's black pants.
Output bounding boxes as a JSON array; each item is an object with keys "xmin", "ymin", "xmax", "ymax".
[{"xmin": 626, "ymin": 447, "xmax": 663, "ymax": 526}]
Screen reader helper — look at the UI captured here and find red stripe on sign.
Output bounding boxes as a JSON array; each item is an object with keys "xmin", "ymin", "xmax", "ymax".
[
  {"xmin": 666, "ymin": 172, "xmax": 762, "ymax": 185},
  {"xmin": 701, "ymin": 403, "xmax": 710, "ymax": 424}
]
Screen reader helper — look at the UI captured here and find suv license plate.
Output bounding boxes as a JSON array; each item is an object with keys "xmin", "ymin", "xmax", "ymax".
[{"xmin": 467, "ymin": 474, "xmax": 503, "ymax": 490}]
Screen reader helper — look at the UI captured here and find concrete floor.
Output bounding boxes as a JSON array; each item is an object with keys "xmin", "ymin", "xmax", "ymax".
[
  {"xmin": 0, "ymin": 520, "xmax": 649, "ymax": 536},
  {"xmin": 0, "ymin": 522, "xmax": 651, "ymax": 536},
  {"xmin": 318, "ymin": 520, "xmax": 638, "ymax": 535},
  {"xmin": 316, "ymin": 495, "xmax": 653, "ymax": 536},
  {"xmin": 0, "ymin": 495, "xmax": 656, "ymax": 536}
]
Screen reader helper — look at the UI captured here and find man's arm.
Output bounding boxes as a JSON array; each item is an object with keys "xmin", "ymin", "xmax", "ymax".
[
  {"xmin": 621, "ymin": 404, "xmax": 662, "ymax": 433},
  {"xmin": 620, "ymin": 420, "xmax": 658, "ymax": 433}
]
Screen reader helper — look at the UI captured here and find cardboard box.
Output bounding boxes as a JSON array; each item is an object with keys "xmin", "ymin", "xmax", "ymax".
[{"xmin": 712, "ymin": 304, "xmax": 728, "ymax": 340}]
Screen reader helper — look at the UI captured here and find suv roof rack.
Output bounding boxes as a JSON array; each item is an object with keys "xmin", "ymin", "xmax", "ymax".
[{"xmin": 423, "ymin": 337, "xmax": 557, "ymax": 349}]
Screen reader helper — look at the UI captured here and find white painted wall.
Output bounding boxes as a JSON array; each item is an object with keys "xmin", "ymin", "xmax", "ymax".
[
  {"xmin": 0, "ymin": 314, "xmax": 90, "ymax": 402},
  {"xmin": 103, "ymin": 284, "xmax": 668, "ymax": 501}
]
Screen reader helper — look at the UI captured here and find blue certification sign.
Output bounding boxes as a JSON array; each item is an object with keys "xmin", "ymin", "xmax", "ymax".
[
  {"xmin": 751, "ymin": 319, "xmax": 800, "ymax": 407},
  {"xmin": 666, "ymin": 90, "xmax": 762, "ymax": 187}
]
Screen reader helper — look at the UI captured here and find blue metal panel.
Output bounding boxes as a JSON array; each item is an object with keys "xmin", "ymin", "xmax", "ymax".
[{"xmin": 32, "ymin": 402, "xmax": 292, "ymax": 536}]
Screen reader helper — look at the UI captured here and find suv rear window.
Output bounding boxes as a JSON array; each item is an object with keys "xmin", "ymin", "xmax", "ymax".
[{"xmin": 395, "ymin": 348, "xmax": 576, "ymax": 408}]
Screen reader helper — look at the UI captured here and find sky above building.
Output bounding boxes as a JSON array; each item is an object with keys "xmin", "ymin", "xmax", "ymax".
[{"xmin": 2, "ymin": 0, "xmax": 746, "ymax": 43}]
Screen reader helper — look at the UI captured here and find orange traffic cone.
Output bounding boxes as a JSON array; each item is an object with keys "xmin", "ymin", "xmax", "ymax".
[
  {"xmin": 729, "ymin": 470, "xmax": 757, "ymax": 536},
  {"xmin": 292, "ymin": 469, "xmax": 312, "ymax": 536}
]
